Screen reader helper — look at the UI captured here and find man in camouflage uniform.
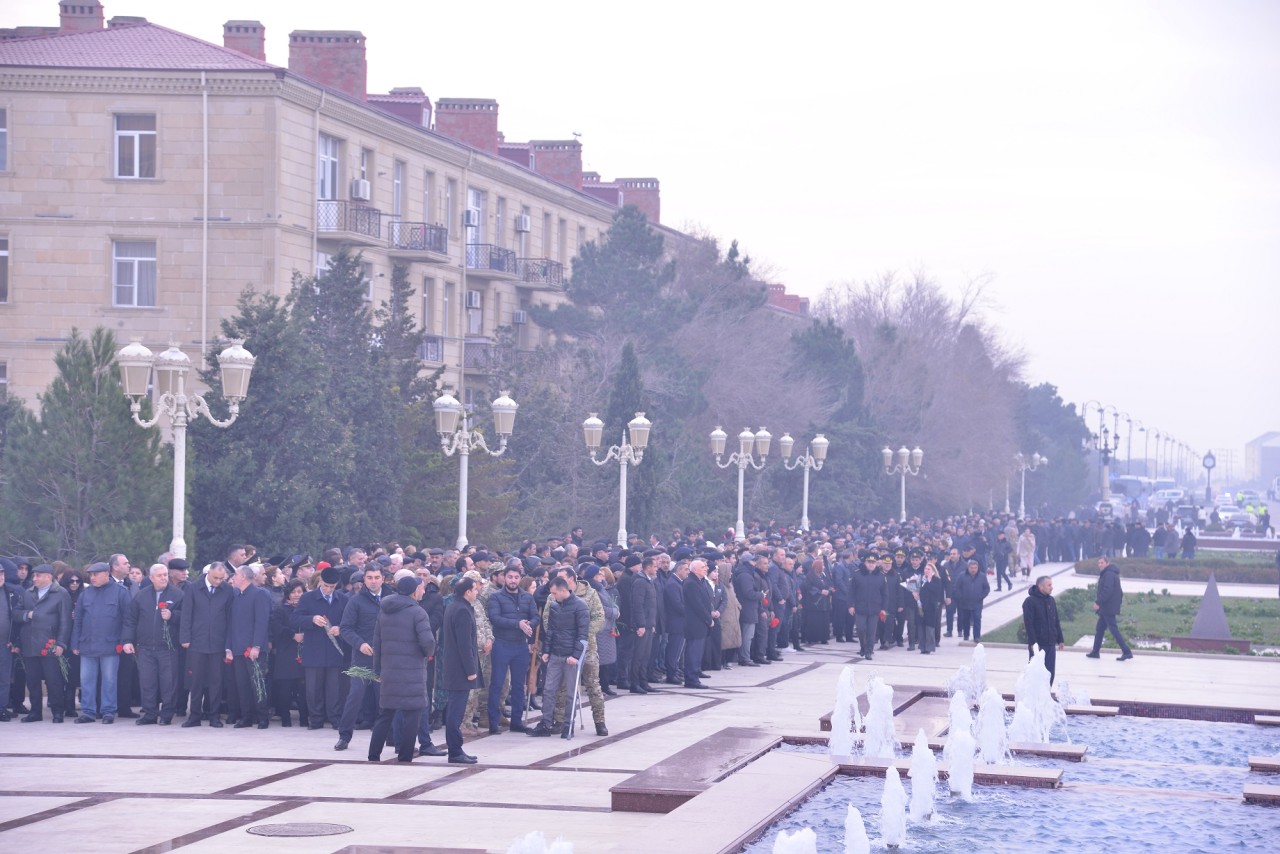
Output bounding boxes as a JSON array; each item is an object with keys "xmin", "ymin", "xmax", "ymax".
[{"xmin": 544, "ymin": 563, "xmax": 608, "ymax": 736}]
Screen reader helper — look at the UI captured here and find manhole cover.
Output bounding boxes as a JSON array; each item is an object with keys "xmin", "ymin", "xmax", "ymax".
[{"xmin": 247, "ymin": 822, "xmax": 354, "ymax": 837}]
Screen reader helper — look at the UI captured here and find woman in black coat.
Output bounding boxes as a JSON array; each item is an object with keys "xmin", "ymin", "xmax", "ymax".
[
  {"xmin": 269, "ymin": 581, "xmax": 308, "ymax": 726},
  {"xmin": 917, "ymin": 562, "xmax": 946, "ymax": 654},
  {"xmin": 368, "ymin": 576, "xmax": 436, "ymax": 763},
  {"xmin": 801, "ymin": 557, "xmax": 833, "ymax": 644}
]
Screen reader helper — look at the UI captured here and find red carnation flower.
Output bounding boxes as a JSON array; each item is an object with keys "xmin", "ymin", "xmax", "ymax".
[
  {"xmin": 116, "ymin": 644, "xmax": 124, "ymax": 653},
  {"xmin": 41, "ymin": 650, "xmax": 48, "ymax": 656},
  {"xmin": 244, "ymin": 647, "xmax": 252, "ymax": 658}
]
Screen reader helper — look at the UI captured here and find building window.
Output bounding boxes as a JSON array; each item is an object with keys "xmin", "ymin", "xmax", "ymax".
[
  {"xmin": 443, "ymin": 282, "xmax": 454, "ymax": 337},
  {"xmin": 0, "ymin": 236, "xmax": 8, "ymax": 303},
  {"xmin": 318, "ymin": 134, "xmax": 340, "ymax": 200},
  {"xmin": 115, "ymin": 114, "xmax": 156, "ymax": 179},
  {"xmin": 360, "ymin": 148, "xmax": 371, "ymax": 182},
  {"xmin": 542, "ymin": 212, "xmax": 552, "ymax": 257},
  {"xmin": 466, "ymin": 187, "xmax": 485, "ymax": 244},
  {"xmin": 422, "ymin": 277, "xmax": 435, "ymax": 333},
  {"xmin": 467, "ymin": 289, "xmax": 483, "ymax": 335},
  {"xmin": 0, "ymin": 108, "xmax": 7, "ymax": 172},
  {"xmin": 495, "ymin": 198, "xmax": 506, "ymax": 248},
  {"xmin": 392, "ymin": 160, "xmax": 405, "ymax": 218},
  {"xmin": 424, "ymin": 170, "xmax": 435, "ymax": 223},
  {"xmin": 0, "ymin": 361, "xmax": 7, "ymax": 390},
  {"xmin": 446, "ymin": 179, "xmax": 456, "ymax": 236},
  {"xmin": 519, "ymin": 205, "xmax": 530, "ymax": 257},
  {"xmin": 558, "ymin": 217, "xmax": 567, "ymax": 264},
  {"xmin": 113, "ymin": 240, "xmax": 157, "ymax": 307},
  {"xmin": 362, "ymin": 261, "xmax": 374, "ymax": 301},
  {"xmin": 577, "ymin": 225, "xmax": 586, "ymax": 254}
]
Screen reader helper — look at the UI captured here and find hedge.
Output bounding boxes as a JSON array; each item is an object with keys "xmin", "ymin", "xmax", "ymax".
[{"xmin": 1072, "ymin": 558, "xmax": 1278, "ymax": 585}]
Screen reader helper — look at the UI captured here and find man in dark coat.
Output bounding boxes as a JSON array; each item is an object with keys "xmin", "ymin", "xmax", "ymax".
[
  {"xmin": 939, "ymin": 548, "xmax": 963, "ymax": 636},
  {"xmin": 13, "ymin": 564, "xmax": 72, "ymax": 722},
  {"xmin": 627, "ymin": 557, "xmax": 658, "ymax": 692},
  {"xmin": 830, "ymin": 554, "xmax": 853, "ymax": 643},
  {"xmin": 732, "ymin": 554, "xmax": 763, "ymax": 666},
  {"xmin": 228, "ymin": 565, "xmax": 273, "ymax": 728},
  {"xmin": 681, "ymin": 560, "xmax": 715, "ymax": 689},
  {"xmin": 180, "ymin": 562, "xmax": 233, "ymax": 726},
  {"xmin": 1087, "ymin": 556, "xmax": 1133, "ymax": 660},
  {"xmin": 441, "ymin": 576, "xmax": 482, "ymax": 763},
  {"xmin": 0, "ymin": 558, "xmax": 20, "ymax": 721},
  {"xmin": 123, "ymin": 562, "xmax": 183, "ymax": 724},
  {"xmin": 613, "ymin": 554, "xmax": 641, "ymax": 690},
  {"xmin": 336, "ymin": 564, "xmax": 386, "ymax": 750},
  {"xmin": 71, "ymin": 562, "xmax": 133, "ymax": 723},
  {"xmin": 661, "ymin": 561, "xmax": 689, "ymax": 683},
  {"xmin": 293, "ymin": 565, "xmax": 350, "ymax": 729},
  {"xmin": 954, "ymin": 559, "xmax": 991, "ymax": 642},
  {"xmin": 532, "ymin": 576, "xmax": 589, "ymax": 736},
  {"xmin": 486, "ymin": 563, "xmax": 538, "ymax": 735},
  {"xmin": 368, "ymin": 575, "xmax": 436, "ymax": 763},
  {"xmin": 1022, "ymin": 575, "xmax": 1066, "ymax": 683},
  {"xmin": 992, "ymin": 531, "xmax": 1014, "ymax": 591},
  {"xmin": 849, "ymin": 551, "xmax": 886, "ymax": 660}
]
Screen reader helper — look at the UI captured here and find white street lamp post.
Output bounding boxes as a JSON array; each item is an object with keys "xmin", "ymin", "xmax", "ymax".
[
  {"xmin": 116, "ymin": 339, "xmax": 256, "ymax": 560},
  {"xmin": 711, "ymin": 426, "xmax": 772, "ymax": 540},
  {"xmin": 584, "ymin": 411, "xmax": 652, "ymax": 546},
  {"xmin": 779, "ymin": 432, "xmax": 829, "ymax": 532},
  {"xmin": 1014, "ymin": 452, "xmax": 1048, "ymax": 519},
  {"xmin": 433, "ymin": 390, "xmax": 518, "ymax": 550},
  {"xmin": 882, "ymin": 445, "xmax": 923, "ymax": 523}
]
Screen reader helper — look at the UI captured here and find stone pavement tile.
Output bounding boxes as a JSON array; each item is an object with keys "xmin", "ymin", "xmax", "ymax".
[
  {"xmin": 240, "ymin": 762, "xmax": 459, "ymax": 799},
  {"xmin": 0, "ymin": 796, "xmax": 81, "ymax": 826},
  {"xmin": 0, "ymin": 757, "xmax": 299, "ymax": 795},
  {"xmin": 0, "ymin": 796, "xmax": 280, "ymax": 852},
  {"xmin": 412, "ymin": 768, "xmax": 631, "ymax": 809}
]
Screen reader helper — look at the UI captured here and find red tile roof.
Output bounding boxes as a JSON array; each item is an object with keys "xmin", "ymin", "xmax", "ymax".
[{"xmin": 0, "ymin": 22, "xmax": 276, "ymax": 71}]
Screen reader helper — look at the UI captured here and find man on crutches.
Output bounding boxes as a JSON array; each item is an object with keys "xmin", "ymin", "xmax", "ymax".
[{"xmin": 529, "ymin": 576, "xmax": 588, "ymax": 737}]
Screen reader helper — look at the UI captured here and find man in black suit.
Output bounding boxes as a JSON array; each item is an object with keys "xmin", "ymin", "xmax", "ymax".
[
  {"xmin": 293, "ymin": 566, "xmax": 350, "ymax": 729},
  {"xmin": 228, "ymin": 565, "xmax": 273, "ymax": 728},
  {"xmin": 14, "ymin": 564, "xmax": 72, "ymax": 722},
  {"xmin": 681, "ymin": 560, "xmax": 716, "ymax": 689},
  {"xmin": 123, "ymin": 562, "xmax": 184, "ymax": 725},
  {"xmin": 179, "ymin": 562, "xmax": 233, "ymax": 727},
  {"xmin": 627, "ymin": 557, "xmax": 658, "ymax": 693},
  {"xmin": 441, "ymin": 576, "xmax": 482, "ymax": 764}
]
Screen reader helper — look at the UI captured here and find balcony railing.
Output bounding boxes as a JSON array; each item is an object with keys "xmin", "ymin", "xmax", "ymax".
[
  {"xmin": 465, "ymin": 243, "xmax": 517, "ymax": 275},
  {"xmin": 463, "ymin": 338, "xmax": 496, "ymax": 370},
  {"xmin": 389, "ymin": 221, "xmax": 448, "ymax": 254},
  {"xmin": 417, "ymin": 335, "xmax": 444, "ymax": 363},
  {"xmin": 516, "ymin": 257, "xmax": 564, "ymax": 287},
  {"xmin": 317, "ymin": 200, "xmax": 381, "ymax": 239}
]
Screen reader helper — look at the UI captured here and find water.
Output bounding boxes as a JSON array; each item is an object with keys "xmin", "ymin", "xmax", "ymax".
[
  {"xmin": 829, "ymin": 665, "xmax": 861, "ymax": 758},
  {"xmin": 942, "ymin": 692, "xmax": 975, "ymax": 800},
  {"xmin": 772, "ymin": 827, "xmax": 817, "ymax": 853},
  {"xmin": 879, "ymin": 766, "xmax": 908, "ymax": 849},
  {"xmin": 907, "ymin": 729, "xmax": 938, "ymax": 822},
  {"xmin": 1008, "ymin": 649, "xmax": 1066, "ymax": 743},
  {"xmin": 862, "ymin": 677, "xmax": 898, "ymax": 760},
  {"xmin": 741, "ymin": 776, "xmax": 1280, "ymax": 853},
  {"xmin": 843, "ymin": 806, "xmax": 870, "ymax": 854},
  {"xmin": 975, "ymin": 687, "xmax": 1009, "ymax": 764}
]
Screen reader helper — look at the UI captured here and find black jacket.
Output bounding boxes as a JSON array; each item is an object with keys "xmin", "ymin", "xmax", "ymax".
[
  {"xmin": 849, "ymin": 567, "xmax": 885, "ymax": 615},
  {"xmin": 1095, "ymin": 565, "xmax": 1124, "ymax": 616},
  {"xmin": 953, "ymin": 570, "xmax": 991, "ymax": 610},
  {"xmin": 732, "ymin": 563, "xmax": 763, "ymax": 624},
  {"xmin": 293, "ymin": 588, "xmax": 350, "ymax": 667},
  {"xmin": 682, "ymin": 574, "xmax": 714, "ymax": 640},
  {"xmin": 179, "ymin": 578, "xmax": 233, "ymax": 654},
  {"xmin": 340, "ymin": 587, "xmax": 386, "ymax": 664},
  {"xmin": 441, "ymin": 597, "xmax": 482, "ymax": 691},
  {"xmin": 1022, "ymin": 584, "xmax": 1065, "ymax": 648},
  {"xmin": 486, "ymin": 587, "xmax": 539, "ymax": 644},
  {"xmin": 373, "ymin": 593, "xmax": 435, "ymax": 710},
  {"xmin": 628, "ymin": 573, "xmax": 658, "ymax": 631},
  {"xmin": 919, "ymin": 575, "xmax": 946, "ymax": 618},
  {"xmin": 124, "ymin": 585, "xmax": 184, "ymax": 649},
  {"xmin": 270, "ymin": 602, "xmax": 305, "ymax": 681},
  {"xmin": 228, "ymin": 583, "xmax": 273, "ymax": 654},
  {"xmin": 13, "ymin": 582, "xmax": 73, "ymax": 656},
  {"xmin": 542, "ymin": 592, "xmax": 589, "ymax": 657},
  {"xmin": 663, "ymin": 573, "xmax": 686, "ymax": 624}
]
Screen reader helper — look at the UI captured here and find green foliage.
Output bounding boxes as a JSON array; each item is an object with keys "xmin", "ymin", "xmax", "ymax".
[
  {"xmin": 0, "ymin": 328, "xmax": 172, "ymax": 563},
  {"xmin": 1014, "ymin": 383, "xmax": 1091, "ymax": 511},
  {"xmin": 1073, "ymin": 557, "xmax": 1277, "ymax": 584}
]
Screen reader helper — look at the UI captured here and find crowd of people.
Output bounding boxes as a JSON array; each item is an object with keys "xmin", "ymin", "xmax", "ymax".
[{"xmin": 0, "ymin": 511, "xmax": 1126, "ymax": 763}]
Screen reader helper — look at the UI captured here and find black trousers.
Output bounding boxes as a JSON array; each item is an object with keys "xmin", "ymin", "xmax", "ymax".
[
  {"xmin": 272, "ymin": 677, "xmax": 307, "ymax": 725},
  {"xmin": 615, "ymin": 632, "xmax": 634, "ymax": 687},
  {"xmin": 340, "ymin": 665, "xmax": 379, "ymax": 738},
  {"xmin": 187, "ymin": 650, "xmax": 224, "ymax": 721},
  {"xmin": 117, "ymin": 648, "xmax": 139, "ymax": 711},
  {"xmin": 629, "ymin": 630, "xmax": 654, "ymax": 687},
  {"xmin": 24, "ymin": 654, "xmax": 67, "ymax": 716},
  {"xmin": 137, "ymin": 646, "xmax": 179, "ymax": 720},
  {"xmin": 232, "ymin": 656, "xmax": 271, "ymax": 723},
  {"xmin": 445, "ymin": 688, "xmax": 469, "ymax": 757},
  {"xmin": 369, "ymin": 705, "xmax": 419, "ymax": 762},
  {"xmin": 305, "ymin": 666, "xmax": 343, "ymax": 726}
]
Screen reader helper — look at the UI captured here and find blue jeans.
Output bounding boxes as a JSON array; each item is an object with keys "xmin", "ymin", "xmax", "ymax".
[
  {"xmin": 489, "ymin": 638, "xmax": 530, "ymax": 729},
  {"xmin": 1153, "ymin": 546, "xmax": 1165, "ymax": 559},
  {"xmin": 1181, "ymin": 548, "xmax": 1195, "ymax": 560},
  {"xmin": 739, "ymin": 621, "xmax": 756, "ymax": 663},
  {"xmin": 80, "ymin": 654, "xmax": 120, "ymax": 717}
]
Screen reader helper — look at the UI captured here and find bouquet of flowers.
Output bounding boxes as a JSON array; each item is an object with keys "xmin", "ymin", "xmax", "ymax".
[
  {"xmin": 244, "ymin": 648, "xmax": 267, "ymax": 703},
  {"xmin": 44, "ymin": 638, "xmax": 69, "ymax": 680},
  {"xmin": 344, "ymin": 665, "xmax": 381, "ymax": 683},
  {"xmin": 158, "ymin": 599, "xmax": 175, "ymax": 650}
]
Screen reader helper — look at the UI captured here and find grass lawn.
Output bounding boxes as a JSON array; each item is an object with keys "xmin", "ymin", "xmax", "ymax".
[{"xmin": 983, "ymin": 587, "xmax": 1280, "ymax": 651}]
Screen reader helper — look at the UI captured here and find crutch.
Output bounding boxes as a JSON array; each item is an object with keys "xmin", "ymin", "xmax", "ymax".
[{"xmin": 561, "ymin": 639, "xmax": 589, "ymax": 740}]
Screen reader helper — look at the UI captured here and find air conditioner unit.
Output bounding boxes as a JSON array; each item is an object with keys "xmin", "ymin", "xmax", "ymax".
[
  {"xmin": 514, "ymin": 213, "xmax": 531, "ymax": 233},
  {"xmin": 463, "ymin": 209, "xmax": 481, "ymax": 228},
  {"xmin": 512, "ymin": 310, "xmax": 528, "ymax": 325},
  {"xmin": 465, "ymin": 290, "xmax": 482, "ymax": 309},
  {"xmin": 350, "ymin": 179, "xmax": 371, "ymax": 201}
]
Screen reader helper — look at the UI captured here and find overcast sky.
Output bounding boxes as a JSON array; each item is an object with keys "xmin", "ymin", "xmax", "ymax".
[{"xmin": 9, "ymin": 0, "xmax": 1279, "ymax": 476}]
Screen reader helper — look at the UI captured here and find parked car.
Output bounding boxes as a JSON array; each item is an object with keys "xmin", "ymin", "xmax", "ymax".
[
  {"xmin": 1222, "ymin": 509, "xmax": 1256, "ymax": 531},
  {"xmin": 1151, "ymin": 488, "xmax": 1186, "ymax": 507},
  {"xmin": 1095, "ymin": 498, "xmax": 1127, "ymax": 519}
]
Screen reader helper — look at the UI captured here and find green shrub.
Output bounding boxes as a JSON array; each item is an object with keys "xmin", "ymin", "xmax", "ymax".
[{"xmin": 1073, "ymin": 558, "xmax": 1278, "ymax": 584}]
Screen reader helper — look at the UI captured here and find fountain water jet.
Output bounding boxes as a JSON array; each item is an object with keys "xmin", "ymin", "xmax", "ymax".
[
  {"xmin": 828, "ymin": 665, "xmax": 861, "ymax": 758},
  {"xmin": 507, "ymin": 831, "xmax": 574, "ymax": 854},
  {"xmin": 844, "ymin": 805, "xmax": 871, "ymax": 854},
  {"xmin": 880, "ymin": 765, "xmax": 909, "ymax": 849},
  {"xmin": 771, "ymin": 827, "xmax": 817, "ymax": 854},
  {"xmin": 1008, "ymin": 649, "xmax": 1066, "ymax": 744},
  {"xmin": 862, "ymin": 676, "xmax": 898, "ymax": 760},
  {"xmin": 907, "ymin": 728, "xmax": 938, "ymax": 822},
  {"xmin": 976, "ymin": 686, "xmax": 1010, "ymax": 764}
]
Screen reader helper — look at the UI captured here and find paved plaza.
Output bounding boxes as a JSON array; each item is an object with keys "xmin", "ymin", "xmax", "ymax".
[{"xmin": 2, "ymin": 561, "xmax": 1278, "ymax": 853}]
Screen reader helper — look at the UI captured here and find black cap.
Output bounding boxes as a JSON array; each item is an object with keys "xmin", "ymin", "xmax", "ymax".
[
  {"xmin": 319, "ymin": 567, "xmax": 341, "ymax": 585},
  {"xmin": 396, "ymin": 576, "xmax": 420, "ymax": 596}
]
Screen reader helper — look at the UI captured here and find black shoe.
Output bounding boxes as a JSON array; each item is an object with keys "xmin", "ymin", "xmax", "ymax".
[
  {"xmin": 181, "ymin": 718, "xmax": 201, "ymax": 728},
  {"xmin": 629, "ymin": 687, "xmax": 647, "ymax": 695},
  {"xmin": 234, "ymin": 719, "xmax": 253, "ymax": 729},
  {"xmin": 20, "ymin": 713, "xmax": 41, "ymax": 723},
  {"xmin": 208, "ymin": 718, "xmax": 223, "ymax": 728},
  {"xmin": 420, "ymin": 743, "xmax": 448, "ymax": 757},
  {"xmin": 1085, "ymin": 652, "xmax": 1101, "ymax": 659},
  {"xmin": 944, "ymin": 631, "xmax": 953, "ymax": 637},
  {"xmin": 118, "ymin": 710, "xmax": 139, "ymax": 719},
  {"xmin": 698, "ymin": 673, "xmax": 711, "ymax": 679},
  {"xmin": 602, "ymin": 687, "xmax": 618, "ymax": 696},
  {"xmin": 308, "ymin": 723, "xmax": 324, "ymax": 730},
  {"xmin": 257, "ymin": 721, "xmax": 269, "ymax": 729},
  {"xmin": 639, "ymin": 683, "xmax": 657, "ymax": 693},
  {"xmin": 335, "ymin": 737, "xmax": 350, "ymax": 750},
  {"xmin": 0, "ymin": 709, "xmax": 11, "ymax": 722},
  {"xmin": 52, "ymin": 713, "xmax": 64, "ymax": 723},
  {"xmin": 102, "ymin": 715, "xmax": 115, "ymax": 724},
  {"xmin": 529, "ymin": 722, "xmax": 556, "ymax": 737},
  {"xmin": 684, "ymin": 682, "xmax": 709, "ymax": 689},
  {"xmin": 136, "ymin": 716, "xmax": 158, "ymax": 725},
  {"xmin": 664, "ymin": 678, "xmax": 681, "ymax": 685},
  {"xmin": 896, "ymin": 641, "xmax": 904, "ymax": 647},
  {"xmin": 595, "ymin": 723, "xmax": 609, "ymax": 736},
  {"xmin": 159, "ymin": 718, "xmax": 172, "ymax": 725},
  {"xmin": 767, "ymin": 654, "xmax": 783, "ymax": 661},
  {"xmin": 742, "ymin": 660, "xmax": 760, "ymax": 667},
  {"xmin": 488, "ymin": 726, "xmax": 501, "ymax": 735},
  {"xmin": 449, "ymin": 753, "xmax": 478, "ymax": 764},
  {"xmin": 74, "ymin": 714, "xmax": 95, "ymax": 724},
  {"xmin": 1117, "ymin": 653, "xmax": 1134, "ymax": 661},
  {"xmin": 508, "ymin": 723, "xmax": 530, "ymax": 734}
]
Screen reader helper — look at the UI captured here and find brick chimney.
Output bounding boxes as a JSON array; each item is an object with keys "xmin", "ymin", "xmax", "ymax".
[
  {"xmin": 433, "ymin": 99, "xmax": 499, "ymax": 155},
  {"xmin": 60, "ymin": 1, "xmax": 104, "ymax": 33},
  {"xmin": 223, "ymin": 20, "xmax": 266, "ymax": 62},
  {"xmin": 530, "ymin": 140, "xmax": 583, "ymax": 190},
  {"xmin": 368, "ymin": 87, "xmax": 432, "ymax": 128},
  {"xmin": 618, "ymin": 178, "xmax": 661, "ymax": 225},
  {"xmin": 107, "ymin": 15, "xmax": 147, "ymax": 28},
  {"xmin": 288, "ymin": 30, "xmax": 367, "ymax": 101}
]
